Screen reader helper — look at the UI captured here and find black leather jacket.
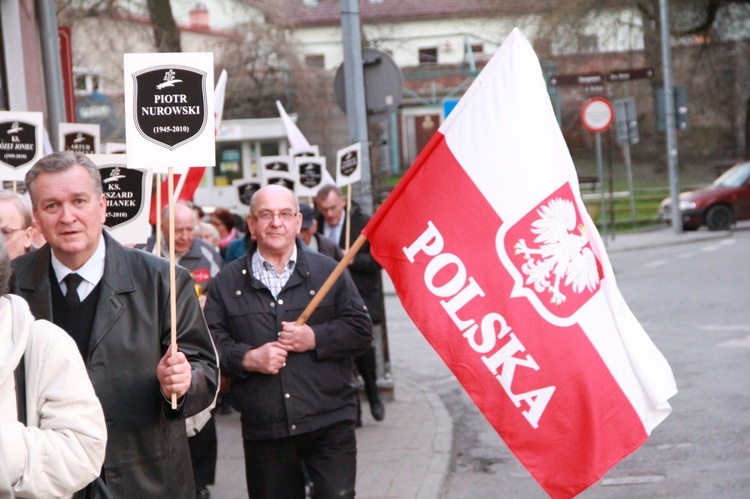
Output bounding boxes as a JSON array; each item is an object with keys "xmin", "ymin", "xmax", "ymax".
[
  {"xmin": 11, "ymin": 231, "xmax": 219, "ymax": 499},
  {"xmin": 204, "ymin": 240, "xmax": 373, "ymax": 440}
]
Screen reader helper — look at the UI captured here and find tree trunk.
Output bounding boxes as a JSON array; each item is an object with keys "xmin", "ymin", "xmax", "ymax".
[{"xmin": 146, "ymin": 0, "xmax": 181, "ymax": 52}]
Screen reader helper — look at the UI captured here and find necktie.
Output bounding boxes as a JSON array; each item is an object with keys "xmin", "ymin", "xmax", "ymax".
[{"xmin": 64, "ymin": 273, "xmax": 83, "ymax": 307}]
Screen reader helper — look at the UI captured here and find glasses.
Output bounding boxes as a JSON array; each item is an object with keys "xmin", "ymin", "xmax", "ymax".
[
  {"xmin": 0, "ymin": 227, "xmax": 25, "ymax": 240},
  {"xmin": 252, "ymin": 210, "xmax": 298, "ymax": 224}
]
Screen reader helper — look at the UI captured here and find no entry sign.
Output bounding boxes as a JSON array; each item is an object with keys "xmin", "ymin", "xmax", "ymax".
[{"xmin": 581, "ymin": 97, "xmax": 614, "ymax": 133}]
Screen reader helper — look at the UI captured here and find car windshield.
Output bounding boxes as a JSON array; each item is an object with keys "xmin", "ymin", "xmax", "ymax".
[{"xmin": 713, "ymin": 163, "xmax": 750, "ymax": 188}]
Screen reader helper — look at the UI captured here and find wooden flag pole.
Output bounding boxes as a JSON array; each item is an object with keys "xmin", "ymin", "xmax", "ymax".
[
  {"xmin": 155, "ymin": 174, "xmax": 162, "ymax": 257},
  {"xmin": 345, "ymin": 184, "xmax": 352, "ymax": 252},
  {"xmin": 296, "ymin": 233, "xmax": 367, "ymax": 326},
  {"xmin": 167, "ymin": 168, "xmax": 178, "ymax": 409}
]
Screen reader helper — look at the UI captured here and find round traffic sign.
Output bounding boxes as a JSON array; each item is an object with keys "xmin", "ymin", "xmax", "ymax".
[
  {"xmin": 581, "ymin": 97, "xmax": 614, "ymax": 133},
  {"xmin": 334, "ymin": 48, "xmax": 403, "ymax": 124}
]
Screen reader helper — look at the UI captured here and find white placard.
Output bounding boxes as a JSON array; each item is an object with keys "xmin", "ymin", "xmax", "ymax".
[
  {"xmin": 336, "ymin": 142, "xmax": 362, "ymax": 187},
  {"xmin": 124, "ymin": 52, "xmax": 215, "ymax": 173},
  {"xmin": 295, "ymin": 156, "xmax": 326, "ymax": 197},
  {"xmin": 58, "ymin": 123, "xmax": 100, "ymax": 154},
  {"xmin": 105, "ymin": 142, "xmax": 127, "ymax": 154},
  {"xmin": 289, "ymin": 145, "xmax": 319, "ymax": 158},
  {"xmin": 90, "ymin": 154, "xmax": 153, "ymax": 245},
  {"xmin": 0, "ymin": 111, "xmax": 44, "ymax": 181}
]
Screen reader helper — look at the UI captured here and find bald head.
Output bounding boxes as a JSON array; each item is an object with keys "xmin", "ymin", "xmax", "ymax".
[{"xmin": 161, "ymin": 202, "xmax": 197, "ymax": 254}]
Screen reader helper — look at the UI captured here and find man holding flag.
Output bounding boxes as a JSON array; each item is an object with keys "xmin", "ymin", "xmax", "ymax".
[{"xmin": 359, "ymin": 28, "xmax": 676, "ymax": 498}]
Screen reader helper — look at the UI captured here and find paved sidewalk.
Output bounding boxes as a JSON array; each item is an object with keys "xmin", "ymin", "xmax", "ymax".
[{"xmin": 207, "ymin": 224, "xmax": 736, "ymax": 498}]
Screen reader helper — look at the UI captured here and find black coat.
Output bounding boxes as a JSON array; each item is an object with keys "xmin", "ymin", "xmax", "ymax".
[
  {"xmin": 203, "ymin": 239, "xmax": 373, "ymax": 440},
  {"xmin": 316, "ymin": 203, "xmax": 385, "ymax": 324},
  {"xmin": 11, "ymin": 231, "xmax": 219, "ymax": 499}
]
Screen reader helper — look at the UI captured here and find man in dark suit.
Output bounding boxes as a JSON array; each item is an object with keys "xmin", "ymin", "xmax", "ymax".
[
  {"xmin": 11, "ymin": 151, "xmax": 219, "ymax": 498},
  {"xmin": 314, "ymin": 185, "xmax": 385, "ymax": 422}
]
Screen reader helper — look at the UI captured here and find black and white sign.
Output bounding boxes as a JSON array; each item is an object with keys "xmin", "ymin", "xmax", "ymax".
[
  {"xmin": 124, "ymin": 52, "xmax": 215, "ymax": 172},
  {"xmin": 59, "ymin": 123, "xmax": 100, "ymax": 154},
  {"xmin": 296, "ymin": 156, "xmax": 326, "ymax": 197},
  {"xmin": 234, "ymin": 179, "xmax": 262, "ymax": 206},
  {"xmin": 0, "ymin": 111, "xmax": 43, "ymax": 180},
  {"xmin": 336, "ymin": 142, "xmax": 362, "ymax": 187},
  {"xmin": 90, "ymin": 154, "xmax": 152, "ymax": 244}
]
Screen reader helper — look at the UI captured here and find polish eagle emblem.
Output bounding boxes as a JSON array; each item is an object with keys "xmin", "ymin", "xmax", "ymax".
[{"xmin": 513, "ymin": 198, "xmax": 600, "ymax": 305}]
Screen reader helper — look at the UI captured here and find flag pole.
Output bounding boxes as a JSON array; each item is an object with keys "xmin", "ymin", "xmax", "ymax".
[
  {"xmin": 295, "ymin": 233, "xmax": 367, "ymax": 326},
  {"xmin": 345, "ymin": 184, "xmax": 352, "ymax": 252},
  {"xmin": 167, "ymin": 168, "xmax": 178, "ymax": 409},
  {"xmin": 155, "ymin": 174, "xmax": 162, "ymax": 257}
]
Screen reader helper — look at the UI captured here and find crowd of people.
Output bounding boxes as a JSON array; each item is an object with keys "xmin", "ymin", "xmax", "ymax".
[{"xmin": 0, "ymin": 150, "xmax": 387, "ymax": 499}]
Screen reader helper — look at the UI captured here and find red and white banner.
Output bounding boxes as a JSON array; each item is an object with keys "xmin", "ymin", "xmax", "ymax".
[{"xmin": 362, "ymin": 28, "xmax": 676, "ymax": 498}]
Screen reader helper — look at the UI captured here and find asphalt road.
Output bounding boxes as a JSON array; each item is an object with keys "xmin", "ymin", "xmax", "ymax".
[{"xmin": 388, "ymin": 225, "xmax": 750, "ymax": 498}]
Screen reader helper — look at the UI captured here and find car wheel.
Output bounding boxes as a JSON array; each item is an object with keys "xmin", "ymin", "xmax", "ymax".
[{"xmin": 705, "ymin": 205, "xmax": 734, "ymax": 230}]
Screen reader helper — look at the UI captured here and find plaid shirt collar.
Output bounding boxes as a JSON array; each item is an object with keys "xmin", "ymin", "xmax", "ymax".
[{"xmin": 251, "ymin": 245, "xmax": 298, "ymax": 299}]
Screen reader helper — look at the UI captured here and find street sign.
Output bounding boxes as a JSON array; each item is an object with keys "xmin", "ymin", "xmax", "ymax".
[
  {"xmin": 614, "ymin": 98, "xmax": 639, "ymax": 145},
  {"xmin": 334, "ymin": 48, "xmax": 403, "ymax": 124},
  {"xmin": 548, "ymin": 72, "xmax": 604, "ymax": 87},
  {"xmin": 581, "ymin": 97, "xmax": 614, "ymax": 133},
  {"xmin": 607, "ymin": 68, "xmax": 654, "ymax": 82}
]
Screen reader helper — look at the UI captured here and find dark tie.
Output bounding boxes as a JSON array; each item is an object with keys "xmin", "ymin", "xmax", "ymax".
[{"xmin": 63, "ymin": 273, "xmax": 83, "ymax": 307}]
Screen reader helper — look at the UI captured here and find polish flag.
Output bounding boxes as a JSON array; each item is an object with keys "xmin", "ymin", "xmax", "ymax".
[
  {"xmin": 149, "ymin": 69, "xmax": 228, "ymax": 224},
  {"xmin": 362, "ymin": 29, "xmax": 676, "ymax": 498}
]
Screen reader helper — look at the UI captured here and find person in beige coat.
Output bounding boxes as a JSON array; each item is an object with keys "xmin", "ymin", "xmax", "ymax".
[{"xmin": 0, "ymin": 237, "xmax": 107, "ymax": 498}]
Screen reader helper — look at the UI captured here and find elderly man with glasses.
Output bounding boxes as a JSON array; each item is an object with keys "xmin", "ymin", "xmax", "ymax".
[
  {"xmin": 0, "ymin": 191, "xmax": 33, "ymax": 259},
  {"xmin": 204, "ymin": 184, "xmax": 372, "ymax": 499}
]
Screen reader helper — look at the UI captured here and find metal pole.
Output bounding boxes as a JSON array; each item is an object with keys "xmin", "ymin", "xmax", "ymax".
[
  {"xmin": 660, "ymin": 0, "xmax": 682, "ymax": 233},
  {"xmin": 36, "ymin": 0, "xmax": 67, "ymax": 152},
  {"xmin": 596, "ymin": 131, "xmax": 607, "ymax": 243},
  {"xmin": 340, "ymin": 0, "xmax": 372, "ymax": 215}
]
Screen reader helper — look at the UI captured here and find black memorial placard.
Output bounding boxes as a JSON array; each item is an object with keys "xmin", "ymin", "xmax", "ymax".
[
  {"xmin": 0, "ymin": 121, "xmax": 37, "ymax": 168},
  {"xmin": 237, "ymin": 181, "xmax": 262, "ymax": 206},
  {"xmin": 299, "ymin": 160, "xmax": 323, "ymax": 188},
  {"xmin": 133, "ymin": 66, "xmax": 207, "ymax": 150},
  {"xmin": 339, "ymin": 150, "xmax": 358, "ymax": 177},
  {"xmin": 101, "ymin": 166, "xmax": 146, "ymax": 229},
  {"xmin": 64, "ymin": 132, "xmax": 96, "ymax": 154}
]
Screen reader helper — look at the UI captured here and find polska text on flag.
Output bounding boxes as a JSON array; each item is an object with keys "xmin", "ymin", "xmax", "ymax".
[{"xmin": 362, "ymin": 28, "xmax": 676, "ymax": 498}]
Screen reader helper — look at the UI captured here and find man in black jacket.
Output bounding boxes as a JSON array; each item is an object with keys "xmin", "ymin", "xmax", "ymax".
[
  {"xmin": 204, "ymin": 185, "xmax": 372, "ymax": 499},
  {"xmin": 11, "ymin": 151, "xmax": 218, "ymax": 498},
  {"xmin": 315, "ymin": 184, "xmax": 386, "ymax": 422}
]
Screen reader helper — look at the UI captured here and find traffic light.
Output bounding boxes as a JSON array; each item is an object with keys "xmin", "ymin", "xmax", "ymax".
[{"xmin": 656, "ymin": 86, "xmax": 688, "ymax": 132}]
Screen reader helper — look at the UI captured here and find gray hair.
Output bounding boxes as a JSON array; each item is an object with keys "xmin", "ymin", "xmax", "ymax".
[
  {"xmin": 0, "ymin": 238, "xmax": 10, "ymax": 296},
  {"xmin": 0, "ymin": 190, "xmax": 33, "ymax": 228},
  {"xmin": 314, "ymin": 184, "xmax": 343, "ymax": 203},
  {"xmin": 25, "ymin": 151, "xmax": 103, "ymax": 208}
]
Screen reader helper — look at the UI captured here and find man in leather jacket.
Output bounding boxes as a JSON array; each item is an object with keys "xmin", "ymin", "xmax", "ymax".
[
  {"xmin": 204, "ymin": 185, "xmax": 372, "ymax": 498},
  {"xmin": 10, "ymin": 151, "xmax": 219, "ymax": 498}
]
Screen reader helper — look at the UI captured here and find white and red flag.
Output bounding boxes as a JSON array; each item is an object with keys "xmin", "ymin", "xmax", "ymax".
[{"xmin": 362, "ymin": 28, "xmax": 676, "ymax": 498}]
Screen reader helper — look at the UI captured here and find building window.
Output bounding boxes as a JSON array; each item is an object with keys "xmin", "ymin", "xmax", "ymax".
[
  {"xmin": 577, "ymin": 34, "xmax": 598, "ymax": 54},
  {"xmin": 304, "ymin": 54, "xmax": 325, "ymax": 69},
  {"xmin": 74, "ymin": 71, "xmax": 101, "ymax": 96},
  {"xmin": 467, "ymin": 44, "xmax": 483, "ymax": 54},
  {"xmin": 303, "ymin": 0, "xmax": 319, "ymax": 6},
  {"xmin": 214, "ymin": 143, "xmax": 243, "ymax": 186},
  {"xmin": 418, "ymin": 47, "xmax": 438, "ymax": 65}
]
